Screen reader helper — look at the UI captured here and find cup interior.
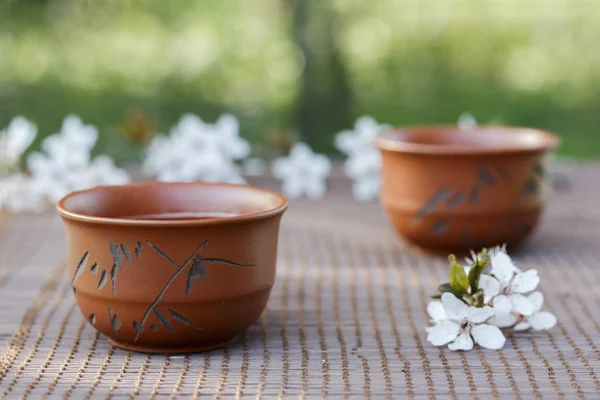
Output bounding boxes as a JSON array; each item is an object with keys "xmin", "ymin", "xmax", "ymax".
[
  {"xmin": 375, "ymin": 125, "xmax": 559, "ymax": 154},
  {"xmin": 58, "ymin": 182, "xmax": 287, "ymax": 223}
]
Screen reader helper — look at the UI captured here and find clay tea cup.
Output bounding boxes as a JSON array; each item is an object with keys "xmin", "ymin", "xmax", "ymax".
[
  {"xmin": 57, "ymin": 182, "xmax": 287, "ymax": 353},
  {"xmin": 374, "ymin": 125, "xmax": 559, "ymax": 252}
]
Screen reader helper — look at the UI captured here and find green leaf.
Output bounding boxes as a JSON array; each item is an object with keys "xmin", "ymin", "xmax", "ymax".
[
  {"xmin": 450, "ymin": 261, "xmax": 469, "ymax": 294},
  {"xmin": 468, "ymin": 262, "xmax": 485, "ymax": 293},
  {"xmin": 438, "ymin": 283, "xmax": 462, "ymax": 298},
  {"xmin": 438, "ymin": 283, "xmax": 454, "ymax": 294},
  {"xmin": 467, "ymin": 250, "xmax": 491, "ymax": 293}
]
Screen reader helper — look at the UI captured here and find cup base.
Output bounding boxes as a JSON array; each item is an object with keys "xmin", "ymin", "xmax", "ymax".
[{"xmin": 108, "ymin": 335, "xmax": 239, "ymax": 354}]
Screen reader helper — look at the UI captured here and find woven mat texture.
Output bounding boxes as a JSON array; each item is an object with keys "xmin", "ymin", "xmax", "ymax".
[{"xmin": 0, "ymin": 163, "xmax": 599, "ymax": 399}]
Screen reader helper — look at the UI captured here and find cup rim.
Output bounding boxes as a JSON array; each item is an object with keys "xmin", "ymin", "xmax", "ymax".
[
  {"xmin": 57, "ymin": 181, "xmax": 288, "ymax": 227},
  {"xmin": 373, "ymin": 124, "xmax": 560, "ymax": 155}
]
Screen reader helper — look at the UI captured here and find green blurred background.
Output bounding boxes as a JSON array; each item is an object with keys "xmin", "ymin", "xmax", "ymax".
[{"xmin": 1, "ymin": 0, "xmax": 599, "ymax": 162}]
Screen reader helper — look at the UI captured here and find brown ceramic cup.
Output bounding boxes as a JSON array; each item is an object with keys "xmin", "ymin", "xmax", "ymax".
[
  {"xmin": 374, "ymin": 125, "xmax": 559, "ymax": 252},
  {"xmin": 57, "ymin": 182, "xmax": 287, "ymax": 353}
]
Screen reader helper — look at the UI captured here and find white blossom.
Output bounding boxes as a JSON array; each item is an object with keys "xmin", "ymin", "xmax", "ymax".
[
  {"xmin": 512, "ymin": 291, "xmax": 557, "ymax": 331},
  {"xmin": 458, "ymin": 112, "xmax": 477, "ymax": 131},
  {"xmin": 465, "ymin": 244, "xmax": 508, "ymax": 269},
  {"xmin": 428, "ymin": 246, "xmax": 556, "ymax": 351},
  {"xmin": 25, "ymin": 115, "xmax": 130, "ymax": 206},
  {"xmin": 272, "ymin": 143, "xmax": 331, "ymax": 199},
  {"xmin": 75, "ymin": 155, "xmax": 131, "ymax": 188},
  {"xmin": 143, "ymin": 113, "xmax": 249, "ymax": 184},
  {"xmin": 335, "ymin": 116, "xmax": 386, "ymax": 201},
  {"xmin": 488, "ymin": 244, "xmax": 509, "ymax": 260},
  {"xmin": 427, "ymin": 293, "xmax": 505, "ymax": 351},
  {"xmin": 42, "ymin": 114, "xmax": 98, "ymax": 169},
  {"xmin": 0, "ymin": 116, "xmax": 37, "ymax": 170},
  {"xmin": 477, "ymin": 252, "xmax": 540, "ymax": 327},
  {"xmin": 0, "ymin": 174, "xmax": 46, "ymax": 214}
]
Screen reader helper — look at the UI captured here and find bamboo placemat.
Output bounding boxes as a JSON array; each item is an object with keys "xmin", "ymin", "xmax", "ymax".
[{"xmin": 0, "ymin": 163, "xmax": 600, "ymax": 399}]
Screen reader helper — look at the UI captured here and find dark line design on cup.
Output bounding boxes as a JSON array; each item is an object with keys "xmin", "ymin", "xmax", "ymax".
[
  {"xmin": 132, "ymin": 321, "xmax": 144, "ymax": 337},
  {"xmin": 120, "ymin": 244, "xmax": 131, "ymax": 263},
  {"xmin": 110, "ymin": 265, "xmax": 118, "ymax": 295},
  {"xmin": 131, "ymin": 239, "xmax": 253, "ymax": 341},
  {"xmin": 522, "ymin": 179, "xmax": 539, "ymax": 195},
  {"xmin": 431, "ymin": 220, "xmax": 449, "ymax": 236},
  {"xmin": 169, "ymin": 309, "xmax": 202, "ymax": 330},
  {"xmin": 413, "ymin": 188, "xmax": 453, "ymax": 225},
  {"xmin": 412, "ymin": 161, "xmax": 544, "ymax": 244},
  {"xmin": 478, "ymin": 168, "xmax": 496, "ymax": 186},
  {"xmin": 533, "ymin": 162, "xmax": 545, "ymax": 178},
  {"xmin": 108, "ymin": 309, "xmax": 121, "ymax": 336},
  {"xmin": 71, "ymin": 251, "xmax": 89, "ymax": 287},
  {"xmin": 146, "ymin": 241, "xmax": 179, "ymax": 266},
  {"xmin": 97, "ymin": 270, "xmax": 108, "ymax": 290},
  {"xmin": 447, "ymin": 192, "xmax": 464, "ymax": 210},
  {"xmin": 153, "ymin": 308, "xmax": 175, "ymax": 335},
  {"xmin": 109, "ymin": 237, "xmax": 123, "ymax": 271},
  {"xmin": 71, "ymin": 236, "xmax": 254, "ymax": 341}
]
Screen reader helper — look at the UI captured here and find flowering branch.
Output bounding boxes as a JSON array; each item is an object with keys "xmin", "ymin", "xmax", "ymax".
[{"xmin": 426, "ymin": 245, "xmax": 557, "ymax": 351}]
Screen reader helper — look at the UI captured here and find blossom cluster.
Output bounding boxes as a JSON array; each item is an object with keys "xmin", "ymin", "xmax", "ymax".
[
  {"xmin": 0, "ymin": 115, "xmax": 130, "ymax": 213},
  {"xmin": 1, "ymin": 111, "xmax": 477, "ymax": 212},
  {"xmin": 427, "ymin": 245, "xmax": 557, "ymax": 351},
  {"xmin": 143, "ymin": 113, "xmax": 250, "ymax": 184},
  {"xmin": 335, "ymin": 116, "xmax": 386, "ymax": 201}
]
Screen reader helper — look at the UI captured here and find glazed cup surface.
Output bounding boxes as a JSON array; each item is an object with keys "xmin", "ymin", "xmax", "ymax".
[
  {"xmin": 58, "ymin": 182, "xmax": 287, "ymax": 353},
  {"xmin": 374, "ymin": 125, "xmax": 559, "ymax": 251}
]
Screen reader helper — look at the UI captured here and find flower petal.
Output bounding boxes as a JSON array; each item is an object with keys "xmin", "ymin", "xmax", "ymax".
[
  {"xmin": 458, "ymin": 112, "xmax": 477, "ymax": 131},
  {"xmin": 427, "ymin": 300, "xmax": 446, "ymax": 323},
  {"xmin": 490, "ymin": 252, "xmax": 517, "ymax": 285},
  {"xmin": 514, "ymin": 322, "xmax": 531, "ymax": 331},
  {"xmin": 510, "ymin": 269, "xmax": 540, "ymax": 294},
  {"xmin": 529, "ymin": 312, "xmax": 557, "ymax": 331},
  {"xmin": 448, "ymin": 332, "xmax": 474, "ymax": 351},
  {"xmin": 352, "ymin": 178, "xmax": 380, "ymax": 201},
  {"xmin": 334, "ymin": 130, "xmax": 359, "ymax": 154},
  {"xmin": 488, "ymin": 244, "xmax": 507, "ymax": 258},
  {"xmin": 472, "ymin": 324, "xmax": 506, "ymax": 350},
  {"xmin": 464, "ymin": 250, "xmax": 478, "ymax": 267},
  {"xmin": 510, "ymin": 293, "xmax": 534, "ymax": 316},
  {"xmin": 271, "ymin": 158, "xmax": 292, "ymax": 179},
  {"xmin": 468, "ymin": 306, "xmax": 494, "ymax": 324},
  {"xmin": 355, "ymin": 116, "xmax": 382, "ymax": 137},
  {"xmin": 528, "ymin": 291, "xmax": 544, "ymax": 313},
  {"xmin": 304, "ymin": 179, "xmax": 327, "ymax": 199},
  {"xmin": 311, "ymin": 154, "xmax": 332, "ymax": 177},
  {"xmin": 493, "ymin": 294, "xmax": 512, "ymax": 317},
  {"xmin": 478, "ymin": 274, "xmax": 501, "ymax": 301},
  {"xmin": 5, "ymin": 116, "xmax": 37, "ymax": 161},
  {"xmin": 426, "ymin": 320, "xmax": 461, "ymax": 346},
  {"xmin": 487, "ymin": 313, "xmax": 518, "ymax": 328},
  {"xmin": 441, "ymin": 292, "xmax": 469, "ymax": 321},
  {"xmin": 281, "ymin": 179, "xmax": 304, "ymax": 199}
]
